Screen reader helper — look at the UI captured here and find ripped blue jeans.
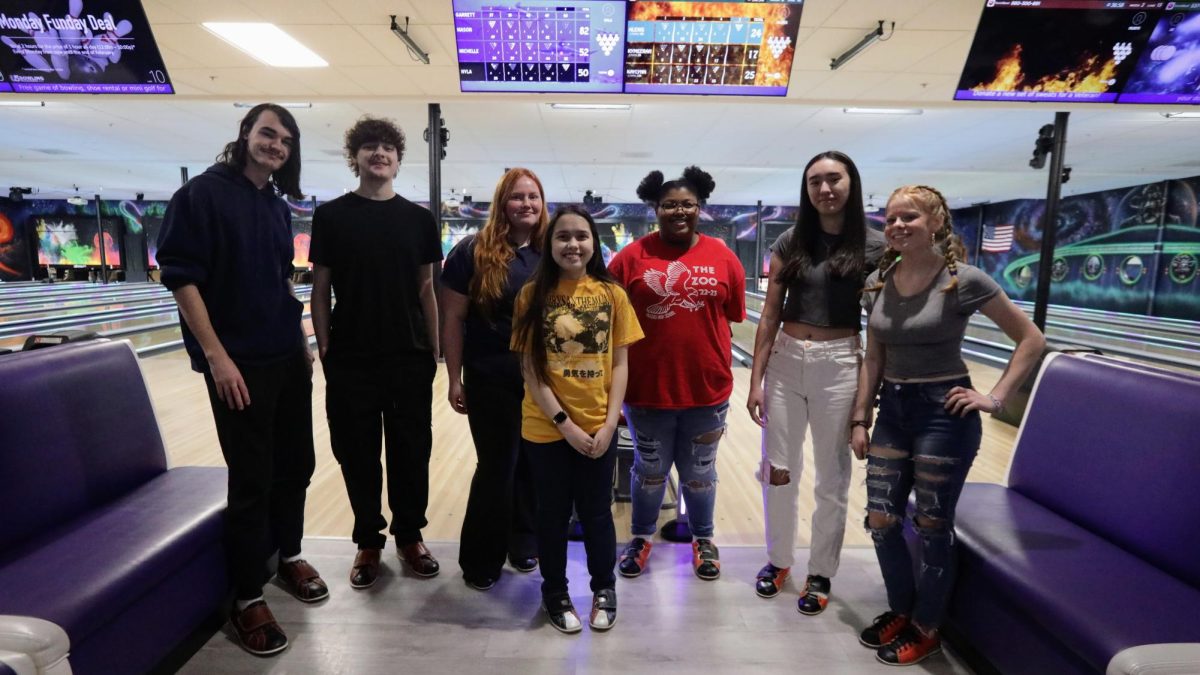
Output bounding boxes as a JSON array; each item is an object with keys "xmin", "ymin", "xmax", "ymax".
[
  {"xmin": 626, "ymin": 402, "xmax": 729, "ymax": 539},
  {"xmin": 866, "ymin": 377, "xmax": 981, "ymax": 630}
]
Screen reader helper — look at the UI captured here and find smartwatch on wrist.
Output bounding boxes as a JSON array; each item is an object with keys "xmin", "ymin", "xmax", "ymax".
[{"xmin": 552, "ymin": 410, "xmax": 569, "ymax": 426}]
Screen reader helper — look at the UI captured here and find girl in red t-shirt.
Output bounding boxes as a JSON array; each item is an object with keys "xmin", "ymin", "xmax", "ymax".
[{"xmin": 608, "ymin": 166, "xmax": 746, "ymax": 582}]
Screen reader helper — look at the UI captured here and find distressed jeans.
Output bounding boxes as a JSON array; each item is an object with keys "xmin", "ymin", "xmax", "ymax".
[
  {"xmin": 760, "ymin": 333, "xmax": 860, "ymax": 576},
  {"xmin": 626, "ymin": 402, "xmax": 730, "ymax": 539},
  {"xmin": 866, "ymin": 376, "xmax": 981, "ymax": 630}
]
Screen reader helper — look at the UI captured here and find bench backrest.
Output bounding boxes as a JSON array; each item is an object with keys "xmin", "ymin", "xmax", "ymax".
[
  {"xmin": 0, "ymin": 340, "xmax": 167, "ymax": 553},
  {"xmin": 1007, "ymin": 353, "xmax": 1200, "ymax": 588}
]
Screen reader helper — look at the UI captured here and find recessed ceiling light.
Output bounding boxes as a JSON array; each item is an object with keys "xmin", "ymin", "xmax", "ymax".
[
  {"xmin": 843, "ymin": 107, "xmax": 924, "ymax": 115},
  {"xmin": 1162, "ymin": 112, "xmax": 1200, "ymax": 119},
  {"xmin": 0, "ymin": 101, "xmax": 45, "ymax": 107},
  {"xmin": 233, "ymin": 102, "xmax": 313, "ymax": 109},
  {"xmin": 203, "ymin": 23, "xmax": 328, "ymax": 68},
  {"xmin": 548, "ymin": 103, "xmax": 631, "ymax": 111}
]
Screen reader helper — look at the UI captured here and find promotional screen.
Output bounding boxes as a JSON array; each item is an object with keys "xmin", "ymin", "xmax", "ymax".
[
  {"xmin": 1119, "ymin": 1, "xmax": 1200, "ymax": 103},
  {"xmin": 624, "ymin": 1, "xmax": 803, "ymax": 96},
  {"xmin": 0, "ymin": 0, "xmax": 172, "ymax": 94},
  {"xmin": 453, "ymin": 0, "xmax": 627, "ymax": 93},
  {"xmin": 955, "ymin": 0, "xmax": 1162, "ymax": 103}
]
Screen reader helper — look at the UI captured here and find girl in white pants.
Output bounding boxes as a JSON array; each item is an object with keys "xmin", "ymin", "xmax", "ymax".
[{"xmin": 746, "ymin": 150, "xmax": 886, "ymax": 614}]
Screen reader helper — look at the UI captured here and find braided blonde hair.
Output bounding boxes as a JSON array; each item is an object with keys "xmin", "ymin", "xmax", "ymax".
[{"xmin": 864, "ymin": 184, "xmax": 963, "ymax": 293}]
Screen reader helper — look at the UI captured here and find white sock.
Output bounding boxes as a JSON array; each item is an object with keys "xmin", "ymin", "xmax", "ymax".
[
  {"xmin": 236, "ymin": 595, "xmax": 264, "ymax": 611},
  {"xmin": 281, "ymin": 553, "xmax": 303, "ymax": 564}
]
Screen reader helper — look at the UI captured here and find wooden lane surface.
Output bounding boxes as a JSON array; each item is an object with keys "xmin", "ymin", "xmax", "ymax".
[{"xmin": 142, "ymin": 352, "xmax": 1016, "ymax": 549}]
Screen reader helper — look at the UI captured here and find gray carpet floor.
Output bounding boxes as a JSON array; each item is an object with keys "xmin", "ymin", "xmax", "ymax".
[{"xmin": 181, "ymin": 538, "xmax": 973, "ymax": 674}]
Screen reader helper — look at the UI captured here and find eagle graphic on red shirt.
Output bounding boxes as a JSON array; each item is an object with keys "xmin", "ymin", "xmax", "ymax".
[{"xmin": 643, "ymin": 260, "xmax": 701, "ymax": 318}]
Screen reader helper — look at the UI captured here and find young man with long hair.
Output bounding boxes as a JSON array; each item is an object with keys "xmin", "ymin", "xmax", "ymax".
[{"xmin": 158, "ymin": 103, "xmax": 326, "ymax": 657}]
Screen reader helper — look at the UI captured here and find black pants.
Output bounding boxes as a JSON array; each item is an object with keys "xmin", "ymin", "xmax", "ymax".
[
  {"xmin": 525, "ymin": 436, "xmax": 617, "ymax": 601},
  {"xmin": 204, "ymin": 351, "xmax": 315, "ymax": 601},
  {"xmin": 458, "ymin": 366, "xmax": 538, "ymax": 579},
  {"xmin": 325, "ymin": 353, "xmax": 435, "ymax": 550}
]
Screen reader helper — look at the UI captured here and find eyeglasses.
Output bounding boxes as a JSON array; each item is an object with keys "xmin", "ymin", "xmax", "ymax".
[{"xmin": 659, "ymin": 200, "xmax": 699, "ymax": 212}]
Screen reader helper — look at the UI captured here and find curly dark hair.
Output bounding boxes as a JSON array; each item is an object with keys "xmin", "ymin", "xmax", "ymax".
[
  {"xmin": 344, "ymin": 116, "xmax": 406, "ymax": 176},
  {"xmin": 635, "ymin": 165, "xmax": 716, "ymax": 205}
]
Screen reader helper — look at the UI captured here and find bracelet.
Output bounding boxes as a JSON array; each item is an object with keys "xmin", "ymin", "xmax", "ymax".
[
  {"xmin": 849, "ymin": 420, "xmax": 871, "ymax": 430},
  {"xmin": 987, "ymin": 394, "xmax": 1004, "ymax": 414}
]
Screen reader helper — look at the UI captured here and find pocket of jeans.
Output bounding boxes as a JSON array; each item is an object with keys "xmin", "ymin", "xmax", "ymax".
[{"xmin": 920, "ymin": 385, "xmax": 957, "ymax": 405}]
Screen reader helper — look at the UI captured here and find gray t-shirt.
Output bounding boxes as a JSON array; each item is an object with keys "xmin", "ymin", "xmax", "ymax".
[
  {"xmin": 769, "ymin": 226, "xmax": 886, "ymax": 329},
  {"xmin": 861, "ymin": 262, "xmax": 1001, "ymax": 380}
]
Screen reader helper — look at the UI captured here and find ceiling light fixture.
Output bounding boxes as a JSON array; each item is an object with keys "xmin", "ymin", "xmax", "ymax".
[
  {"xmin": 548, "ymin": 103, "xmax": 631, "ymax": 111},
  {"xmin": 0, "ymin": 101, "xmax": 45, "ymax": 107},
  {"xmin": 233, "ymin": 102, "xmax": 313, "ymax": 109},
  {"xmin": 843, "ymin": 107, "xmax": 923, "ymax": 115},
  {"xmin": 202, "ymin": 23, "xmax": 328, "ymax": 67},
  {"xmin": 830, "ymin": 20, "xmax": 894, "ymax": 70},
  {"xmin": 390, "ymin": 15, "xmax": 430, "ymax": 65},
  {"xmin": 1162, "ymin": 112, "xmax": 1200, "ymax": 119}
]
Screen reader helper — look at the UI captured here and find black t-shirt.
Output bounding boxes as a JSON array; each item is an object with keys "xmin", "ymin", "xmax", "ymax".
[
  {"xmin": 310, "ymin": 192, "xmax": 442, "ymax": 362},
  {"xmin": 441, "ymin": 234, "xmax": 540, "ymax": 383}
]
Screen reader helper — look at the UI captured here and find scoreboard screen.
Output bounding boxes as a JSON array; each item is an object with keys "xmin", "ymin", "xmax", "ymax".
[
  {"xmin": 453, "ymin": 0, "xmax": 627, "ymax": 93},
  {"xmin": 623, "ymin": 0, "xmax": 804, "ymax": 97}
]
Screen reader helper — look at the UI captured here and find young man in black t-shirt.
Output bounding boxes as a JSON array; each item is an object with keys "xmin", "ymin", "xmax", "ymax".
[{"xmin": 310, "ymin": 116, "xmax": 443, "ymax": 589}]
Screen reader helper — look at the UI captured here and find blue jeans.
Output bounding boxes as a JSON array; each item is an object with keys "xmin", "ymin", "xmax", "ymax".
[
  {"xmin": 626, "ymin": 402, "xmax": 729, "ymax": 539},
  {"xmin": 866, "ymin": 377, "xmax": 981, "ymax": 630}
]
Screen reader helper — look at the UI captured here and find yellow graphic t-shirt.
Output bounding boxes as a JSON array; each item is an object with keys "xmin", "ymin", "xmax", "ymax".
[{"xmin": 512, "ymin": 275, "xmax": 644, "ymax": 443}]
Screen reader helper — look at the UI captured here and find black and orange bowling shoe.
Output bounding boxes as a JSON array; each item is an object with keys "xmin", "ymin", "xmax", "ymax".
[
  {"xmin": 618, "ymin": 537, "xmax": 653, "ymax": 577},
  {"xmin": 797, "ymin": 574, "xmax": 831, "ymax": 615},
  {"xmin": 876, "ymin": 625, "xmax": 942, "ymax": 666},
  {"xmin": 754, "ymin": 562, "xmax": 791, "ymax": 598}
]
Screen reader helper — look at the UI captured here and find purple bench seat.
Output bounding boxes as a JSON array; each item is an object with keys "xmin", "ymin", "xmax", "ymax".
[
  {"xmin": 913, "ymin": 354, "xmax": 1200, "ymax": 674},
  {"xmin": 0, "ymin": 341, "xmax": 229, "ymax": 674}
]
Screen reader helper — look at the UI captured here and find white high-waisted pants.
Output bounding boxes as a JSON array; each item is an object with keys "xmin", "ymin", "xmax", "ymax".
[{"xmin": 759, "ymin": 332, "xmax": 860, "ymax": 576}]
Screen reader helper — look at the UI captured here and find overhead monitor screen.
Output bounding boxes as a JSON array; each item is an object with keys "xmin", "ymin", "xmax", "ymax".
[
  {"xmin": 624, "ymin": 1, "xmax": 804, "ymax": 96},
  {"xmin": 955, "ymin": 0, "xmax": 1161, "ymax": 103},
  {"xmin": 1119, "ymin": 1, "xmax": 1200, "ymax": 103},
  {"xmin": 0, "ymin": 0, "xmax": 172, "ymax": 94},
  {"xmin": 452, "ymin": 0, "xmax": 627, "ymax": 93}
]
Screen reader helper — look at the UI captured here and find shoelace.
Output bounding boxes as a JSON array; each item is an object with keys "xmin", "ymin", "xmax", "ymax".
[{"xmin": 696, "ymin": 541, "xmax": 718, "ymax": 561}]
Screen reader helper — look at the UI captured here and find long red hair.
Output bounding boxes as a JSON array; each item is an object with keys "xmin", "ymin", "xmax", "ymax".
[{"xmin": 470, "ymin": 168, "xmax": 549, "ymax": 316}]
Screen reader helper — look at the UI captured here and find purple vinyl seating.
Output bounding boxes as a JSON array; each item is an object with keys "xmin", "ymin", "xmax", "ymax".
[
  {"xmin": 0, "ymin": 340, "xmax": 228, "ymax": 674},
  {"xmin": 913, "ymin": 353, "xmax": 1200, "ymax": 674}
]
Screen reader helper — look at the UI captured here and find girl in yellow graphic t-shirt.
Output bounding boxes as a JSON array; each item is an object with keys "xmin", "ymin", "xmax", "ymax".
[{"xmin": 511, "ymin": 205, "xmax": 644, "ymax": 635}]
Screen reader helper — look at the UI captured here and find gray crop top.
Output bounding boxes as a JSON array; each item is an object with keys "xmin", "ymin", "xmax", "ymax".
[
  {"xmin": 769, "ymin": 227, "xmax": 886, "ymax": 329},
  {"xmin": 861, "ymin": 262, "xmax": 1002, "ymax": 380}
]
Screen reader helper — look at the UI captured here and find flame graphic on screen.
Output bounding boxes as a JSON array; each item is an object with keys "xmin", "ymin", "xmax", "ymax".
[
  {"xmin": 975, "ymin": 44, "xmax": 1118, "ymax": 93},
  {"xmin": 630, "ymin": 2, "xmax": 796, "ymax": 86}
]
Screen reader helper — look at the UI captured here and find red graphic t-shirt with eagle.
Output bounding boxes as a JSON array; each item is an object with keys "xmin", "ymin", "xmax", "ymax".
[{"xmin": 609, "ymin": 232, "xmax": 746, "ymax": 409}]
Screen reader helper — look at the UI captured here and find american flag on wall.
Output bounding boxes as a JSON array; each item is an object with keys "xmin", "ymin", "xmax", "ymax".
[{"xmin": 981, "ymin": 224, "xmax": 1014, "ymax": 253}]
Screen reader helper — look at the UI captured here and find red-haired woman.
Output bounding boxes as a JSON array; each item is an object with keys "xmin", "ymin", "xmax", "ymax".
[{"xmin": 443, "ymin": 168, "xmax": 548, "ymax": 591}]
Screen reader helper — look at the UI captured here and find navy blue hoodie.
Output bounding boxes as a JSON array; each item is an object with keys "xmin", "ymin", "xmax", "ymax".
[{"xmin": 157, "ymin": 163, "xmax": 303, "ymax": 372}]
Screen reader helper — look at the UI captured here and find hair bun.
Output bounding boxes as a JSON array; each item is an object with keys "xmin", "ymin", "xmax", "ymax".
[
  {"xmin": 681, "ymin": 165, "xmax": 715, "ymax": 202},
  {"xmin": 636, "ymin": 170, "xmax": 665, "ymax": 203}
]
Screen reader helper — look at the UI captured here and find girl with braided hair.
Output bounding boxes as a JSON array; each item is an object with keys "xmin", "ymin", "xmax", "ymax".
[
  {"xmin": 609, "ymin": 166, "xmax": 746, "ymax": 581},
  {"xmin": 851, "ymin": 185, "xmax": 1044, "ymax": 666}
]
